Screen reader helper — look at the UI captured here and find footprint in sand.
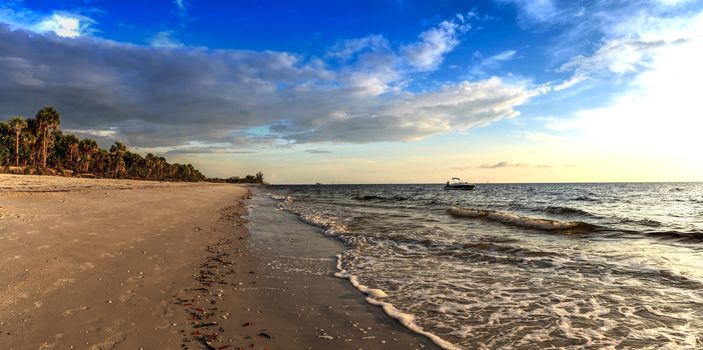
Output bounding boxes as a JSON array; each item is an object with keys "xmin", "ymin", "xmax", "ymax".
[
  {"xmin": 38, "ymin": 333, "xmax": 63, "ymax": 350},
  {"xmin": 62, "ymin": 305, "xmax": 89, "ymax": 316},
  {"xmin": 88, "ymin": 332, "xmax": 125, "ymax": 350},
  {"xmin": 52, "ymin": 277, "xmax": 76, "ymax": 288},
  {"xmin": 119, "ymin": 290, "xmax": 136, "ymax": 302},
  {"xmin": 80, "ymin": 262, "xmax": 95, "ymax": 271},
  {"xmin": 43, "ymin": 278, "xmax": 76, "ymax": 294}
]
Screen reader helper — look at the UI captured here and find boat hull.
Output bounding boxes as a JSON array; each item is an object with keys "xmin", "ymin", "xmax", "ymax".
[{"xmin": 444, "ymin": 184, "xmax": 475, "ymax": 190}]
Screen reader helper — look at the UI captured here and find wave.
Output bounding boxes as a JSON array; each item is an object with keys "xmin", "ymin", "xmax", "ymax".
[
  {"xmin": 573, "ymin": 195, "xmax": 598, "ymax": 202},
  {"xmin": 353, "ymin": 194, "xmax": 408, "ymax": 201},
  {"xmin": 646, "ymin": 230, "xmax": 703, "ymax": 240},
  {"xmin": 378, "ymin": 233, "xmax": 561, "ymax": 259},
  {"xmin": 353, "ymin": 194, "xmax": 386, "ymax": 201},
  {"xmin": 619, "ymin": 217, "xmax": 663, "ymax": 227},
  {"xmin": 449, "ymin": 207, "xmax": 599, "ymax": 232},
  {"xmin": 333, "ymin": 255, "xmax": 461, "ymax": 350},
  {"xmin": 269, "ymin": 194, "xmax": 291, "ymax": 201},
  {"xmin": 544, "ymin": 206, "xmax": 597, "ymax": 217}
]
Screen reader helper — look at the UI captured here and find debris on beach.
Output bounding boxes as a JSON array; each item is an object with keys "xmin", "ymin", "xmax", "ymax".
[{"xmin": 171, "ymin": 203, "xmax": 250, "ymax": 350}]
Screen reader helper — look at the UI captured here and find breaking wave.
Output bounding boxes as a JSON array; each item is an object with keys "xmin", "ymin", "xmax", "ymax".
[
  {"xmin": 449, "ymin": 207, "xmax": 599, "ymax": 232},
  {"xmin": 544, "ymin": 206, "xmax": 596, "ymax": 217}
]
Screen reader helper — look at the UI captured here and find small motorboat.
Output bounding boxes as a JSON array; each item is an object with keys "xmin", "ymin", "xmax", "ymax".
[{"xmin": 444, "ymin": 178, "xmax": 475, "ymax": 190}]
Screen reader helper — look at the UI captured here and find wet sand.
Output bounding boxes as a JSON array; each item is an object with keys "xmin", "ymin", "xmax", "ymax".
[{"xmin": 0, "ymin": 175, "xmax": 436, "ymax": 349}]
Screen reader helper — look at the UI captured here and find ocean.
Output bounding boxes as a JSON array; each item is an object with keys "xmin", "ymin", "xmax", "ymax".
[{"xmin": 258, "ymin": 183, "xmax": 703, "ymax": 349}]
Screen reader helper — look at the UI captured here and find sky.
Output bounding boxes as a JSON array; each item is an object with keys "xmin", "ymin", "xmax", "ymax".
[{"xmin": 0, "ymin": 0, "xmax": 702, "ymax": 183}]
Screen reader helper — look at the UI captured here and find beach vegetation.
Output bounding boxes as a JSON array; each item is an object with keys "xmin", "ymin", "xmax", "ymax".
[
  {"xmin": 0, "ymin": 106, "xmax": 206, "ymax": 182},
  {"xmin": 208, "ymin": 172, "xmax": 267, "ymax": 184}
]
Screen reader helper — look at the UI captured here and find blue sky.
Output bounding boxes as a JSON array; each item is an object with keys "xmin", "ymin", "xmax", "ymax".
[{"xmin": 1, "ymin": 0, "xmax": 702, "ymax": 182}]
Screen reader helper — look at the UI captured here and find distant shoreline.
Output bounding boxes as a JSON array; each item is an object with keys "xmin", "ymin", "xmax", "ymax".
[{"xmin": 267, "ymin": 181, "xmax": 703, "ymax": 185}]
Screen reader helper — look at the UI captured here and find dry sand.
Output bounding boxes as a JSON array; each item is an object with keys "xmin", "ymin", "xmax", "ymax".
[{"xmin": 0, "ymin": 175, "xmax": 437, "ymax": 350}]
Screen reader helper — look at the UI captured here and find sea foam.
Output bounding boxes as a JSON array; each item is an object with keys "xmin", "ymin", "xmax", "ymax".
[
  {"xmin": 333, "ymin": 255, "xmax": 461, "ymax": 350},
  {"xmin": 449, "ymin": 207, "xmax": 596, "ymax": 231}
]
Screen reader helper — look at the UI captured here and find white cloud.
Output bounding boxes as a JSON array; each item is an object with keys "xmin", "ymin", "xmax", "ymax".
[
  {"xmin": 324, "ymin": 15, "xmax": 479, "ymax": 95},
  {"xmin": 548, "ymin": 12, "xmax": 703, "ymax": 156},
  {"xmin": 149, "ymin": 31, "xmax": 183, "ymax": 48},
  {"xmin": 174, "ymin": 0, "xmax": 187, "ymax": 15},
  {"xmin": 402, "ymin": 18, "xmax": 470, "ymax": 71},
  {"xmin": 64, "ymin": 128, "xmax": 118, "ymax": 138},
  {"xmin": 559, "ymin": 37, "xmax": 687, "ymax": 78},
  {"xmin": 531, "ymin": 0, "xmax": 703, "ymax": 97},
  {"xmin": 285, "ymin": 77, "xmax": 535, "ymax": 143},
  {"xmin": 328, "ymin": 34, "xmax": 390, "ymax": 60},
  {"xmin": 551, "ymin": 75, "xmax": 585, "ymax": 91},
  {"xmin": 471, "ymin": 49, "xmax": 519, "ymax": 76},
  {"xmin": 0, "ymin": 5, "xmax": 94, "ymax": 38},
  {"xmin": 491, "ymin": 50, "xmax": 517, "ymax": 61},
  {"xmin": 496, "ymin": 0, "xmax": 558, "ymax": 24},
  {"xmin": 36, "ymin": 13, "xmax": 82, "ymax": 38}
]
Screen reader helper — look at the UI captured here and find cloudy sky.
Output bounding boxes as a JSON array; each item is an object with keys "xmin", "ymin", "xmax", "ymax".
[{"xmin": 1, "ymin": 0, "xmax": 702, "ymax": 183}]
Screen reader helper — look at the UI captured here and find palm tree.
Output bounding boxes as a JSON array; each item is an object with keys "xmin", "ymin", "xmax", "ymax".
[
  {"xmin": 144, "ymin": 153, "xmax": 156, "ymax": 179},
  {"xmin": 78, "ymin": 138, "xmax": 99, "ymax": 173},
  {"xmin": 64, "ymin": 134, "xmax": 80, "ymax": 169},
  {"xmin": 109, "ymin": 141, "xmax": 127, "ymax": 178},
  {"xmin": 2, "ymin": 112, "xmax": 207, "ymax": 181},
  {"xmin": 8, "ymin": 116, "xmax": 27, "ymax": 167},
  {"xmin": 35, "ymin": 106, "xmax": 61, "ymax": 168}
]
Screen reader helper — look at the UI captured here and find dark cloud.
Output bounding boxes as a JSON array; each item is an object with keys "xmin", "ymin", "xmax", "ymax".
[
  {"xmin": 477, "ymin": 161, "xmax": 529, "ymax": 169},
  {"xmin": 454, "ymin": 162, "xmax": 559, "ymax": 170},
  {"xmin": 305, "ymin": 148, "xmax": 332, "ymax": 154},
  {"xmin": 164, "ymin": 148, "xmax": 255, "ymax": 156},
  {"xmin": 0, "ymin": 25, "xmax": 533, "ymax": 151}
]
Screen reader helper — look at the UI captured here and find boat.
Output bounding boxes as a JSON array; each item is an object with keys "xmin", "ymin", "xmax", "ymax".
[{"xmin": 444, "ymin": 177, "xmax": 475, "ymax": 190}]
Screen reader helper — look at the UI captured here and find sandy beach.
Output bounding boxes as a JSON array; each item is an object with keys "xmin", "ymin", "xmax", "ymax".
[{"xmin": 0, "ymin": 174, "xmax": 435, "ymax": 349}]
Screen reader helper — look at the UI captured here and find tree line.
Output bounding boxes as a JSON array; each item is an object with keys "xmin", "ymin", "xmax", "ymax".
[
  {"xmin": 0, "ymin": 106, "xmax": 209, "ymax": 182},
  {"xmin": 208, "ymin": 172, "xmax": 265, "ymax": 184}
]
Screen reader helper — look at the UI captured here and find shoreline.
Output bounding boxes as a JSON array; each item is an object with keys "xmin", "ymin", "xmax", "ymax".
[
  {"xmin": 0, "ymin": 174, "xmax": 437, "ymax": 349},
  {"xmin": 241, "ymin": 192, "xmax": 439, "ymax": 349}
]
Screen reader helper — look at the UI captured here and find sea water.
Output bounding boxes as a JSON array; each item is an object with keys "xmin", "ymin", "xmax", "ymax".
[{"xmin": 260, "ymin": 183, "xmax": 703, "ymax": 349}]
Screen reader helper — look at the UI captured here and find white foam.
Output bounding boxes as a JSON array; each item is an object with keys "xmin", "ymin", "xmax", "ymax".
[
  {"xmin": 449, "ymin": 207, "xmax": 587, "ymax": 231},
  {"xmin": 333, "ymin": 255, "xmax": 462, "ymax": 350},
  {"xmin": 269, "ymin": 194, "xmax": 289, "ymax": 201},
  {"xmin": 276, "ymin": 200, "xmax": 349, "ymax": 237}
]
